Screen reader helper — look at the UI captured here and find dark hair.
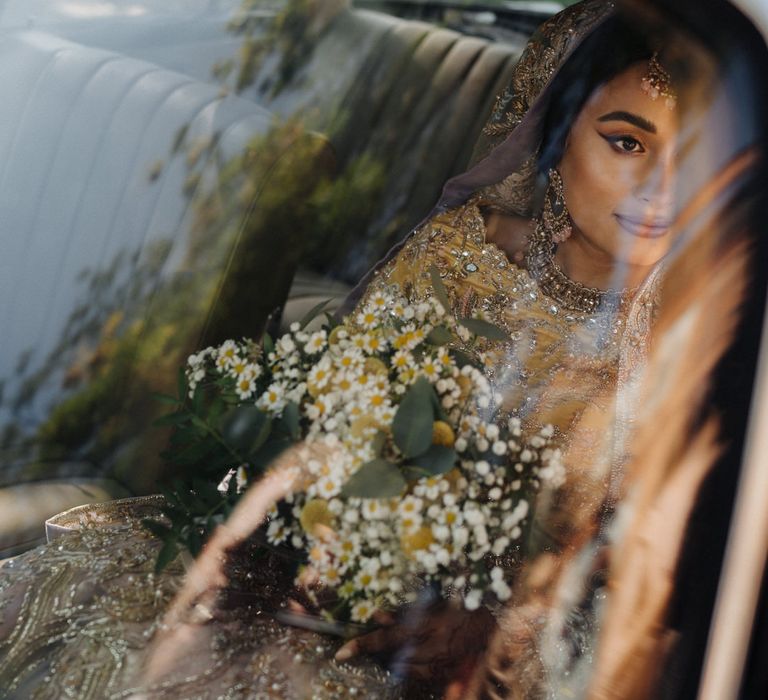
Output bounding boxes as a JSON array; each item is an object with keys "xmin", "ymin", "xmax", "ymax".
[{"xmin": 538, "ymin": 10, "xmax": 675, "ymax": 173}]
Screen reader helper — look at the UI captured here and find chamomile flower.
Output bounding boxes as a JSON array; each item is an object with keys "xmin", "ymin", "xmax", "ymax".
[
  {"xmin": 257, "ymin": 383, "xmax": 285, "ymax": 413},
  {"xmin": 304, "ymin": 330, "xmax": 327, "ymax": 354},
  {"xmin": 235, "ymin": 374, "xmax": 256, "ymax": 399},
  {"xmin": 351, "ymin": 599, "xmax": 376, "ymax": 623},
  {"xmin": 266, "ymin": 519, "xmax": 289, "ymax": 545},
  {"xmin": 363, "ymin": 333, "xmax": 387, "ymax": 354},
  {"xmin": 357, "ymin": 307, "xmax": 380, "ymax": 330}
]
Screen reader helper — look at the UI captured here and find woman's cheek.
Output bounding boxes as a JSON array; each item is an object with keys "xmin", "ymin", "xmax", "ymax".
[{"xmin": 564, "ymin": 153, "xmax": 623, "ymax": 242}]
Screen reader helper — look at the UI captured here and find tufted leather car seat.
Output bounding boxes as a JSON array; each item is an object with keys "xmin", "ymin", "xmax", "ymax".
[
  {"xmin": 233, "ymin": 6, "xmax": 526, "ymax": 326},
  {"xmin": 0, "ymin": 2, "xmax": 528, "ymax": 282},
  {"xmin": 0, "ymin": 30, "xmax": 332, "ymax": 557}
]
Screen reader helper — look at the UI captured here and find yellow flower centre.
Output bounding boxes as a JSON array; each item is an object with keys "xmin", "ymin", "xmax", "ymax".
[
  {"xmin": 432, "ymin": 421, "xmax": 456, "ymax": 447},
  {"xmin": 300, "ymin": 500, "xmax": 335, "ymax": 536},
  {"xmin": 328, "ymin": 326, "xmax": 346, "ymax": 345},
  {"xmin": 364, "ymin": 358, "xmax": 388, "ymax": 376},
  {"xmin": 402, "ymin": 527, "xmax": 435, "ymax": 557},
  {"xmin": 350, "ymin": 415, "xmax": 379, "ymax": 438}
]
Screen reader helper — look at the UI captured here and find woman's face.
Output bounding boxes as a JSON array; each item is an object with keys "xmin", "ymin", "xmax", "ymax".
[{"xmin": 558, "ymin": 61, "xmax": 681, "ymax": 271}]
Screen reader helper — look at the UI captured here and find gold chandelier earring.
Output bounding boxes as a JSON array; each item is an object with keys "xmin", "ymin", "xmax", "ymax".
[{"xmin": 542, "ymin": 168, "xmax": 572, "ymax": 243}]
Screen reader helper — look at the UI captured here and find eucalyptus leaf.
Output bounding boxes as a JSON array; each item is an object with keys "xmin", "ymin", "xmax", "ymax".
[
  {"xmin": 219, "ymin": 405, "xmax": 269, "ymax": 454},
  {"xmin": 407, "ymin": 445, "xmax": 457, "ymax": 477},
  {"xmin": 457, "ymin": 317, "xmax": 511, "ymax": 342},
  {"xmin": 279, "ymin": 401, "xmax": 301, "ymax": 441},
  {"xmin": 429, "ymin": 388, "xmax": 449, "ymax": 423},
  {"xmin": 248, "ymin": 417, "xmax": 272, "ymax": 457},
  {"xmin": 250, "ymin": 436, "xmax": 293, "ymax": 470},
  {"xmin": 371, "ymin": 430, "xmax": 387, "ymax": 457},
  {"xmin": 403, "ymin": 466, "xmax": 432, "ymax": 481},
  {"xmin": 392, "ymin": 377, "xmax": 435, "ymax": 458},
  {"xmin": 449, "ymin": 348, "xmax": 482, "ymax": 370},
  {"xmin": 341, "ymin": 459, "xmax": 406, "ymax": 498},
  {"xmin": 426, "ymin": 325, "xmax": 453, "ymax": 346},
  {"xmin": 299, "ymin": 298, "xmax": 333, "ymax": 329}
]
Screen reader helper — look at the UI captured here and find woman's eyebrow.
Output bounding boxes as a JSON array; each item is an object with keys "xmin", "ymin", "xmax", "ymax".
[{"xmin": 597, "ymin": 110, "xmax": 657, "ymax": 134}]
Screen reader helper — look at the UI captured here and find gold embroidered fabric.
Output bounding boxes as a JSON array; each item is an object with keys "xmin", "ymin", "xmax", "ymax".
[
  {"xmin": 0, "ymin": 501, "xmax": 402, "ymax": 699},
  {"xmin": 0, "ymin": 200, "xmax": 658, "ymax": 699},
  {"xmin": 471, "ymin": 0, "xmax": 615, "ymax": 217}
]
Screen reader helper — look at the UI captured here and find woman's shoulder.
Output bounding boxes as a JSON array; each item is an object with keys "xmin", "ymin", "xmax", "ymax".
[
  {"xmin": 426, "ymin": 198, "xmax": 531, "ymax": 258},
  {"xmin": 475, "ymin": 202, "xmax": 532, "ymax": 264}
]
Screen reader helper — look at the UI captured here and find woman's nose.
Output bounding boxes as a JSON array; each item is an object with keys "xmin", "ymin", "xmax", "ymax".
[{"xmin": 636, "ymin": 150, "xmax": 676, "ymax": 214}]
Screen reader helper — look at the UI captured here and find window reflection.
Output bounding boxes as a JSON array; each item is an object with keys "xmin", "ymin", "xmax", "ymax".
[{"xmin": 0, "ymin": 2, "xmax": 765, "ymax": 699}]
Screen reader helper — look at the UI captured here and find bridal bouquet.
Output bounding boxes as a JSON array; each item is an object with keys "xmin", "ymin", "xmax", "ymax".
[{"xmin": 151, "ymin": 269, "xmax": 564, "ymax": 622}]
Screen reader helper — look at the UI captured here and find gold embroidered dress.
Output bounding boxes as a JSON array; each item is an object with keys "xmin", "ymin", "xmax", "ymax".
[{"xmin": 0, "ymin": 195, "xmax": 658, "ymax": 699}]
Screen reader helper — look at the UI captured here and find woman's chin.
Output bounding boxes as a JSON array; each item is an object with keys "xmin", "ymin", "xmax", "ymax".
[{"xmin": 611, "ymin": 234, "xmax": 672, "ymax": 272}]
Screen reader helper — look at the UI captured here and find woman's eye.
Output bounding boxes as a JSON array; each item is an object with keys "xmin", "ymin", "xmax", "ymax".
[{"xmin": 606, "ymin": 135, "xmax": 645, "ymax": 154}]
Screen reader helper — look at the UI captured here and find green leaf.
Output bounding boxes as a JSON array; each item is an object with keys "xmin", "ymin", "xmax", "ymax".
[
  {"xmin": 177, "ymin": 366, "xmax": 188, "ymax": 401},
  {"xmin": 155, "ymin": 539, "xmax": 180, "ymax": 575},
  {"xmin": 175, "ymin": 488, "xmax": 206, "ymax": 515},
  {"xmin": 341, "ymin": 459, "xmax": 407, "ymax": 498},
  {"xmin": 429, "ymin": 265, "xmax": 453, "ymax": 315},
  {"xmin": 392, "ymin": 377, "xmax": 435, "ymax": 458},
  {"xmin": 250, "ymin": 435, "xmax": 294, "ymax": 471},
  {"xmin": 248, "ymin": 417, "xmax": 272, "ymax": 457},
  {"xmin": 457, "ymin": 317, "xmax": 511, "ymax": 342},
  {"xmin": 407, "ymin": 445, "xmax": 457, "ymax": 477},
  {"xmin": 262, "ymin": 332, "xmax": 274, "ymax": 356},
  {"xmin": 426, "ymin": 325, "xmax": 453, "ymax": 346},
  {"xmin": 153, "ymin": 411, "xmax": 189, "ymax": 427},
  {"xmin": 142, "ymin": 518, "xmax": 172, "ymax": 540},
  {"xmin": 219, "ymin": 405, "xmax": 269, "ymax": 454},
  {"xmin": 192, "ymin": 478, "xmax": 225, "ymax": 508},
  {"xmin": 152, "ymin": 392, "xmax": 180, "ymax": 406},
  {"xmin": 429, "ymin": 388, "xmax": 449, "ymax": 423},
  {"xmin": 186, "ymin": 527, "xmax": 203, "ymax": 557},
  {"xmin": 190, "ymin": 415, "xmax": 210, "ymax": 434},
  {"xmin": 448, "ymin": 348, "xmax": 482, "ymax": 370},
  {"xmin": 403, "ymin": 466, "xmax": 432, "ymax": 481},
  {"xmin": 299, "ymin": 298, "xmax": 334, "ymax": 329},
  {"xmin": 279, "ymin": 401, "xmax": 301, "ymax": 441},
  {"xmin": 192, "ymin": 383, "xmax": 205, "ymax": 414},
  {"xmin": 371, "ymin": 430, "xmax": 387, "ymax": 457}
]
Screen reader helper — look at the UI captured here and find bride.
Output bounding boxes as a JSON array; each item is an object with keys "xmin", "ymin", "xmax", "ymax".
[{"xmin": 1, "ymin": 1, "xmax": 764, "ymax": 698}]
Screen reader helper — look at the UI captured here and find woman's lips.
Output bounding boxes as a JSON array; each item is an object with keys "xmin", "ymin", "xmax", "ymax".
[{"xmin": 614, "ymin": 213, "xmax": 671, "ymax": 239}]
